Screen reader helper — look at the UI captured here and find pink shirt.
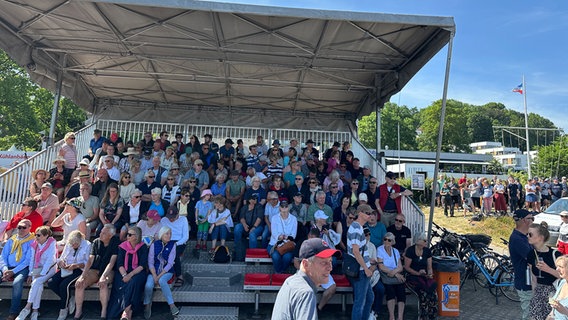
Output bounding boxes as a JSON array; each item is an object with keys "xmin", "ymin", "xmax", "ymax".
[{"xmin": 60, "ymin": 144, "xmax": 77, "ymax": 169}]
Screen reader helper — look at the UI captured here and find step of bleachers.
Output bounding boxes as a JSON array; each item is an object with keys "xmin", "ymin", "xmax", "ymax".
[
  {"xmin": 177, "ymin": 306, "xmax": 239, "ymax": 320},
  {"xmin": 191, "ymin": 272, "xmax": 242, "ymax": 287}
]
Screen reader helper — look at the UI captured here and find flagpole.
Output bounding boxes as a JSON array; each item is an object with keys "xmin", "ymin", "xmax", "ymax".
[{"xmin": 523, "ymin": 75, "xmax": 531, "ymax": 178}]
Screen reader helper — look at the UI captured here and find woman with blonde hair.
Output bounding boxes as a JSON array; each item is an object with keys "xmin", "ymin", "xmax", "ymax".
[
  {"xmin": 548, "ymin": 255, "xmax": 568, "ymax": 319},
  {"xmin": 59, "ymin": 132, "xmax": 78, "ymax": 170}
]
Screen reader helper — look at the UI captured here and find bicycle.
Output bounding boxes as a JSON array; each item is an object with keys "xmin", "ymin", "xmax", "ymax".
[{"xmin": 459, "ymin": 239, "xmax": 519, "ymax": 304}]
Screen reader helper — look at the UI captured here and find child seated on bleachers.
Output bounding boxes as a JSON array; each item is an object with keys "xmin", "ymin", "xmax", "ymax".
[{"xmin": 195, "ymin": 190, "xmax": 213, "ymax": 250}]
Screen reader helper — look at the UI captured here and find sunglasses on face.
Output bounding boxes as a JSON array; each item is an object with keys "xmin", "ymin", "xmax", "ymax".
[
  {"xmin": 528, "ymin": 232, "xmax": 534, "ymax": 238},
  {"xmin": 383, "ymin": 238, "xmax": 393, "ymax": 242},
  {"xmin": 35, "ymin": 234, "xmax": 43, "ymax": 237},
  {"xmin": 18, "ymin": 226, "xmax": 28, "ymax": 230},
  {"xmin": 127, "ymin": 233, "xmax": 135, "ymax": 237},
  {"xmin": 133, "ymin": 195, "xmax": 141, "ymax": 199},
  {"xmin": 369, "ymin": 181, "xmax": 377, "ymax": 184},
  {"xmin": 331, "ymin": 186, "xmax": 338, "ymax": 189},
  {"xmin": 148, "ymin": 176, "xmax": 155, "ymax": 178},
  {"xmin": 189, "ymin": 181, "xmax": 197, "ymax": 183},
  {"xmin": 395, "ymin": 219, "xmax": 404, "ymax": 223}
]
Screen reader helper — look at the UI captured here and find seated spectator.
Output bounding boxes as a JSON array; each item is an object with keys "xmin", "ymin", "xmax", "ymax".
[
  {"xmin": 288, "ymin": 192, "xmax": 309, "ymax": 249},
  {"xmin": 208, "ymin": 197, "xmax": 233, "ymax": 252},
  {"xmin": 139, "ymin": 132, "xmax": 154, "ymax": 152},
  {"xmin": 347, "ymin": 180, "xmax": 360, "ymax": 205},
  {"xmin": 162, "ymin": 175, "xmax": 181, "ymax": 204},
  {"xmin": 244, "ymin": 176, "xmax": 267, "ymax": 206},
  {"xmin": 326, "ymin": 150, "xmax": 341, "ymax": 174},
  {"xmin": 143, "ymin": 226, "xmax": 179, "ymax": 319},
  {"xmin": 173, "ymin": 133, "xmax": 185, "ymax": 157},
  {"xmin": 169, "ymin": 163, "xmax": 183, "ymax": 186},
  {"xmin": 119, "ymin": 172, "xmax": 136, "ymax": 203},
  {"xmin": 48, "ymin": 230, "xmax": 90, "ymax": 320},
  {"xmin": 323, "ymin": 170, "xmax": 344, "ymax": 193},
  {"xmin": 377, "ymin": 232, "xmax": 406, "ymax": 320},
  {"xmin": 136, "ymin": 210, "xmax": 162, "ymax": 246},
  {"xmin": 147, "ymin": 187, "xmax": 169, "ymax": 218},
  {"xmin": 262, "ymin": 192, "xmax": 281, "ymax": 248},
  {"xmin": 59, "ymin": 133, "xmax": 78, "ymax": 169},
  {"xmin": 182, "ymin": 178, "xmax": 202, "ymax": 238},
  {"xmin": 120, "ymin": 189, "xmax": 144, "ymax": 241},
  {"xmin": 306, "ymin": 178, "xmax": 322, "ymax": 205},
  {"xmin": 157, "ymin": 131, "xmax": 171, "ymax": 151},
  {"xmin": 195, "ymin": 190, "xmax": 213, "ymax": 250},
  {"xmin": 307, "ymin": 191, "xmax": 333, "ymax": 225},
  {"xmin": 102, "ymin": 155, "xmax": 121, "ymax": 182},
  {"xmin": 269, "ymin": 175, "xmax": 288, "ymax": 202},
  {"xmin": 200, "ymin": 143, "xmax": 219, "ymax": 179},
  {"xmin": 233, "ymin": 193, "xmax": 264, "ymax": 261},
  {"xmin": 64, "ymin": 170, "xmax": 92, "ymax": 200},
  {"xmin": 225, "ymin": 170, "xmax": 246, "ymax": 218},
  {"xmin": 137, "ymin": 170, "xmax": 161, "ymax": 205},
  {"xmin": 73, "ymin": 224, "xmax": 119, "ymax": 320},
  {"xmin": 0, "ymin": 219, "xmax": 34, "ymax": 320},
  {"xmin": 29, "ymin": 169, "xmax": 48, "ymax": 198},
  {"xmin": 267, "ymin": 201, "xmax": 297, "ymax": 274},
  {"xmin": 282, "ymin": 147, "xmax": 297, "ymax": 169},
  {"xmin": 118, "ymin": 147, "xmax": 139, "ymax": 174},
  {"xmin": 337, "ymin": 162, "xmax": 352, "ymax": 191},
  {"xmin": 161, "ymin": 146, "xmax": 177, "ymax": 171},
  {"xmin": 310, "ymin": 210, "xmax": 341, "ymax": 248},
  {"xmin": 267, "ymin": 155, "xmax": 283, "ymax": 178},
  {"xmin": 315, "ymin": 161, "xmax": 327, "ymax": 185},
  {"xmin": 175, "ymin": 187, "xmax": 193, "ymax": 219},
  {"xmin": 77, "ymin": 183, "xmax": 100, "ymax": 240},
  {"xmin": 286, "ymin": 175, "xmax": 309, "ymax": 204},
  {"xmin": 387, "ymin": 214, "xmax": 412, "ymax": 255},
  {"xmin": 151, "ymin": 141, "xmax": 164, "ymax": 159},
  {"xmin": 366, "ymin": 211, "xmax": 387, "ymax": 248},
  {"xmin": 97, "ymin": 183, "xmax": 124, "ymax": 235},
  {"xmin": 404, "ymin": 232, "xmax": 437, "ymax": 318},
  {"xmin": 333, "ymin": 195, "xmax": 351, "ymax": 230},
  {"xmin": 283, "ymin": 160, "xmax": 303, "ymax": 188},
  {"xmin": 215, "ymin": 159, "xmax": 229, "ymax": 178},
  {"xmin": 86, "ymin": 129, "xmax": 105, "ymax": 161},
  {"xmin": 149, "ymin": 156, "xmax": 168, "ymax": 186},
  {"xmin": 211, "ymin": 173, "xmax": 227, "ymax": 197},
  {"xmin": 160, "ymin": 207, "xmax": 189, "ymax": 287},
  {"xmin": 97, "ymin": 143, "xmax": 119, "ymax": 169},
  {"xmin": 139, "ymin": 149, "xmax": 153, "ymax": 172},
  {"xmin": 325, "ymin": 182, "xmax": 344, "ymax": 211},
  {"xmin": 51, "ymin": 198, "xmax": 87, "ymax": 249},
  {"xmin": 92, "ymin": 168, "xmax": 118, "ymax": 200},
  {"xmin": 245, "ymin": 167, "xmax": 268, "ymax": 188},
  {"xmin": 4, "ymin": 199, "xmax": 42, "ymax": 240},
  {"xmin": 15, "ymin": 226, "xmax": 57, "ymax": 320},
  {"xmin": 246, "ymin": 145, "xmax": 260, "ymax": 169},
  {"xmin": 108, "ymin": 226, "xmax": 148, "ymax": 320},
  {"xmin": 129, "ymin": 159, "xmax": 145, "ymax": 186},
  {"xmin": 183, "ymin": 159, "xmax": 209, "ymax": 192},
  {"xmin": 34, "ymin": 182, "xmax": 59, "ymax": 225}
]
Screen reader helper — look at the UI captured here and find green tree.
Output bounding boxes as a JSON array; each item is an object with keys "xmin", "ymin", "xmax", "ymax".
[
  {"xmin": 416, "ymin": 99, "xmax": 471, "ymax": 152},
  {"xmin": 358, "ymin": 102, "xmax": 419, "ymax": 150},
  {"xmin": 467, "ymin": 112, "xmax": 493, "ymax": 142},
  {"xmin": 533, "ymin": 136, "xmax": 568, "ymax": 178},
  {"xmin": 0, "ymin": 50, "xmax": 87, "ymax": 150}
]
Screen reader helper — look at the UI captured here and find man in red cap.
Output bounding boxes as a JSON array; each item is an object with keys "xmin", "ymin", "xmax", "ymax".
[{"xmin": 272, "ymin": 238, "xmax": 341, "ymax": 319}]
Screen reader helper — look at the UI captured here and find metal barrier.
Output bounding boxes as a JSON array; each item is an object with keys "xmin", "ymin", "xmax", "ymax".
[
  {"xmin": 0, "ymin": 124, "xmax": 95, "ymax": 220},
  {"xmin": 350, "ymin": 133, "xmax": 425, "ymax": 237}
]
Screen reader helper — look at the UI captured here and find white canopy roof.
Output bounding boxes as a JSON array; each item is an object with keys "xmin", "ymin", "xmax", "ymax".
[{"xmin": 0, "ymin": 0, "xmax": 455, "ymax": 130}]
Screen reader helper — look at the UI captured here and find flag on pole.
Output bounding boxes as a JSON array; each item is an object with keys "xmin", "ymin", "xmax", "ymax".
[{"xmin": 512, "ymin": 83, "xmax": 523, "ymax": 94}]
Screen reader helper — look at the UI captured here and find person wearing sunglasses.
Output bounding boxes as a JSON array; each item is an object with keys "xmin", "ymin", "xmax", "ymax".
[
  {"xmin": 108, "ymin": 226, "xmax": 148, "ymax": 320},
  {"xmin": 404, "ymin": 232, "xmax": 438, "ymax": 319},
  {"xmin": 377, "ymin": 232, "xmax": 406, "ymax": 320},
  {"xmin": 4, "ymin": 199, "xmax": 42, "ymax": 241},
  {"xmin": 183, "ymin": 159, "xmax": 209, "ymax": 192},
  {"xmin": 386, "ymin": 214, "xmax": 412, "ymax": 254},
  {"xmin": 59, "ymin": 132, "xmax": 78, "ymax": 170},
  {"xmin": 120, "ymin": 190, "xmax": 144, "ymax": 241},
  {"xmin": 0, "ymin": 219, "xmax": 34, "ymax": 320},
  {"xmin": 119, "ymin": 172, "xmax": 136, "ymax": 204},
  {"xmin": 509, "ymin": 209, "xmax": 536, "ymax": 320},
  {"xmin": 15, "ymin": 226, "xmax": 56, "ymax": 320}
]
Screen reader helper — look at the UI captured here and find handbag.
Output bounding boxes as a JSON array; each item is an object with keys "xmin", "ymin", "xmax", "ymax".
[
  {"xmin": 60, "ymin": 268, "xmax": 73, "ymax": 278},
  {"xmin": 342, "ymin": 254, "xmax": 360, "ymax": 278},
  {"xmin": 379, "ymin": 248, "xmax": 405, "ymax": 285},
  {"xmin": 275, "ymin": 240, "xmax": 296, "ymax": 255}
]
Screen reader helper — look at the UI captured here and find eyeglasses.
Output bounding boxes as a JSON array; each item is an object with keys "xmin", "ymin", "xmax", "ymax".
[
  {"xmin": 18, "ymin": 226, "xmax": 28, "ymax": 230},
  {"xmin": 352, "ymin": 182, "xmax": 359, "ymax": 185},
  {"xmin": 362, "ymin": 211, "xmax": 372, "ymax": 215},
  {"xmin": 104, "ymin": 160, "xmax": 111, "ymax": 162},
  {"xmin": 124, "ymin": 176, "xmax": 130, "ymax": 179},
  {"xmin": 347, "ymin": 216, "xmax": 355, "ymax": 220},
  {"xmin": 369, "ymin": 181, "xmax": 377, "ymax": 184},
  {"xmin": 133, "ymin": 195, "xmax": 141, "ymax": 199},
  {"xmin": 340, "ymin": 165, "xmax": 346, "ymax": 168},
  {"xmin": 69, "ymin": 137, "xmax": 76, "ymax": 140},
  {"xmin": 561, "ymin": 216, "xmax": 568, "ymax": 218},
  {"xmin": 383, "ymin": 238, "xmax": 393, "ymax": 242},
  {"xmin": 395, "ymin": 219, "xmax": 405, "ymax": 223},
  {"xmin": 196, "ymin": 163, "xmax": 203, "ymax": 166},
  {"xmin": 309, "ymin": 181, "xmax": 317, "ymax": 184},
  {"xmin": 295, "ymin": 178, "xmax": 302, "ymax": 180},
  {"xmin": 189, "ymin": 181, "xmax": 197, "ymax": 183},
  {"xmin": 35, "ymin": 234, "xmax": 43, "ymax": 237},
  {"xmin": 527, "ymin": 232, "xmax": 534, "ymax": 238},
  {"xmin": 202, "ymin": 148, "xmax": 209, "ymax": 150},
  {"xmin": 331, "ymin": 186, "xmax": 338, "ymax": 189},
  {"xmin": 127, "ymin": 233, "xmax": 135, "ymax": 237},
  {"xmin": 183, "ymin": 194, "xmax": 190, "ymax": 197},
  {"xmin": 167, "ymin": 178, "xmax": 175, "ymax": 181},
  {"xmin": 21, "ymin": 203, "xmax": 29, "ymax": 207},
  {"xmin": 148, "ymin": 176, "xmax": 155, "ymax": 178}
]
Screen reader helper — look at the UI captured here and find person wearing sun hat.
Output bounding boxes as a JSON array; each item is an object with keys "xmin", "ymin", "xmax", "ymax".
[{"xmin": 272, "ymin": 238, "xmax": 341, "ymax": 319}]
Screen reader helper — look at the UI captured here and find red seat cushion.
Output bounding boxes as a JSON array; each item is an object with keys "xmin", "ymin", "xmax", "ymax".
[
  {"xmin": 332, "ymin": 274, "xmax": 351, "ymax": 287},
  {"xmin": 246, "ymin": 248, "xmax": 269, "ymax": 259},
  {"xmin": 244, "ymin": 273, "xmax": 271, "ymax": 286},
  {"xmin": 271, "ymin": 273, "xmax": 292, "ymax": 286}
]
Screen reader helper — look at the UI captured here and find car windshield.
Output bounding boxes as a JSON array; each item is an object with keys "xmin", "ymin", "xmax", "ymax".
[{"xmin": 545, "ymin": 199, "xmax": 568, "ymax": 215}]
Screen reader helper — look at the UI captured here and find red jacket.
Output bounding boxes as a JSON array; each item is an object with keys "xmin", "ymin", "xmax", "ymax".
[
  {"xmin": 378, "ymin": 183, "xmax": 402, "ymax": 213},
  {"xmin": 6, "ymin": 210, "xmax": 43, "ymax": 233}
]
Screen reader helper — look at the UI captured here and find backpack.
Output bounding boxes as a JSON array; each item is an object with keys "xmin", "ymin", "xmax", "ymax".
[{"xmin": 212, "ymin": 245, "xmax": 231, "ymax": 263}]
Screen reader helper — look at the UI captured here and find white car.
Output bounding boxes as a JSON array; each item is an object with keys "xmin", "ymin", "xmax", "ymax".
[{"xmin": 534, "ymin": 198, "xmax": 568, "ymax": 247}]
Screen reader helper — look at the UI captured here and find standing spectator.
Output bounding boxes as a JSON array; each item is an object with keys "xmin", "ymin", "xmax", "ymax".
[
  {"xmin": 507, "ymin": 176, "xmax": 521, "ymax": 213},
  {"xmin": 386, "ymin": 214, "xmax": 412, "ymax": 255},
  {"xmin": 15, "ymin": 226, "xmax": 57, "ymax": 320},
  {"xmin": 509, "ymin": 209, "xmax": 535, "ymax": 320},
  {"xmin": 160, "ymin": 207, "xmax": 189, "ymax": 287},
  {"xmin": 108, "ymin": 226, "xmax": 148, "ymax": 320},
  {"xmin": 481, "ymin": 178, "xmax": 494, "ymax": 216},
  {"xmin": 551, "ymin": 177, "xmax": 563, "ymax": 204},
  {"xmin": 48, "ymin": 230, "xmax": 91, "ymax": 320},
  {"xmin": 59, "ymin": 132, "xmax": 78, "ymax": 170},
  {"xmin": 494, "ymin": 179, "xmax": 508, "ymax": 215},
  {"xmin": 73, "ymin": 224, "xmax": 119, "ymax": 320},
  {"xmin": 0, "ymin": 219, "xmax": 34, "ymax": 320},
  {"xmin": 378, "ymin": 171, "xmax": 412, "ymax": 227},
  {"xmin": 143, "ymin": 226, "xmax": 180, "ymax": 319},
  {"xmin": 469, "ymin": 178, "xmax": 481, "ymax": 211},
  {"xmin": 525, "ymin": 179, "xmax": 538, "ymax": 212},
  {"xmin": 558, "ymin": 211, "xmax": 568, "ymax": 255},
  {"xmin": 448, "ymin": 177, "xmax": 461, "ymax": 216},
  {"xmin": 87, "ymin": 129, "xmax": 105, "ymax": 161},
  {"xmin": 347, "ymin": 204, "xmax": 374, "ymax": 320}
]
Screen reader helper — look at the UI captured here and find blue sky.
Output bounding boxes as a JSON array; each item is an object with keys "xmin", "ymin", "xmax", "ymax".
[{"xmin": 208, "ymin": 0, "xmax": 568, "ymax": 132}]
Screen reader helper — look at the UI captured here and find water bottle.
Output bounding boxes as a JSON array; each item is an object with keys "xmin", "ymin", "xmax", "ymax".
[{"xmin": 526, "ymin": 265, "xmax": 532, "ymax": 286}]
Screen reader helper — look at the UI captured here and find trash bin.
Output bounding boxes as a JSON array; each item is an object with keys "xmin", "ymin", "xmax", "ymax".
[{"xmin": 432, "ymin": 256, "xmax": 464, "ymax": 317}]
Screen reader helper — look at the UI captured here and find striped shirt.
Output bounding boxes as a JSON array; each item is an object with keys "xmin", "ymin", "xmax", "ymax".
[{"xmin": 347, "ymin": 221, "xmax": 371, "ymax": 269}]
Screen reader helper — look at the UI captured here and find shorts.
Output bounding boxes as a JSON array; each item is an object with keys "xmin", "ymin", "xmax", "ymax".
[{"xmin": 525, "ymin": 194, "xmax": 537, "ymax": 203}]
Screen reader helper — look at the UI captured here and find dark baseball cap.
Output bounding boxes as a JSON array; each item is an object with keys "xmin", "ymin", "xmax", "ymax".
[
  {"xmin": 513, "ymin": 209, "xmax": 532, "ymax": 221},
  {"xmin": 299, "ymin": 238, "xmax": 341, "ymax": 260}
]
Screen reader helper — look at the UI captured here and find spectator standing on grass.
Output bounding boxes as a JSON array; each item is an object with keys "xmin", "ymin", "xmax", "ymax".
[{"xmin": 509, "ymin": 209, "xmax": 535, "ymax": 320}]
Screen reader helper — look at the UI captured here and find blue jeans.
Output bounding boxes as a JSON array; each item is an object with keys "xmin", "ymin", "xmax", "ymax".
[
  {"xmin": 211, "ymin": 225, "xmax": 228, "ymax": 240},
  {"xmin": 1, "ymin": 267, "xmax": 29, "ymax": 314},
  {"xmin": 372, "ymin": 280, "xmax": 385, "ymax": 314},
  {"xmin": 267, "ymin": 245, "xmax": 294, "ymax": 274},
  {"xmin": 348, "ymin": 270, "xmax": 374, "ymax": 320},
  {"xmin": 261, "ymin": 226, "xmax": 271, "ymax": 249},
  {"xmin": 234, "ymin": 224, "xmax": 264, "ymax": 261},
  {"xmin": 144, "ymin": 273, "xmax": 174, "ymax": 305}
]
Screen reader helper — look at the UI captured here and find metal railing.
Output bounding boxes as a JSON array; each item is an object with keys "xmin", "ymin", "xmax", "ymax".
[{"xmin": 0, "ymin": 124, "xmax": 96, "ymax": 220}]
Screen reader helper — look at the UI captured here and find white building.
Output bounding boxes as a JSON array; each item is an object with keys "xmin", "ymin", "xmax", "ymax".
[{"xmin": 469, "ymin": 141, "xmax": 529, "ymax": 171}]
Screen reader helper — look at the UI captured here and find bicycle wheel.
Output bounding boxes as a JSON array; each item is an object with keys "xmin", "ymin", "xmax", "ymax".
[
  {"xmin": 473, "ymin": 255, "xmax": 500, "ymax": 288},
  {"xmin": 498, "ymin": 267, "xmax": 520, "ymax": 302}
]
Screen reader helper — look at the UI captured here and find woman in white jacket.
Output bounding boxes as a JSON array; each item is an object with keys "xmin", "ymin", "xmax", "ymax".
[
  {"xmin": 267, "ymin": 201, "xmax": 297, "ymax": 273},
  {"xmin": 16, "ymin": 226, "xmax": 57, "ymax": 320}
]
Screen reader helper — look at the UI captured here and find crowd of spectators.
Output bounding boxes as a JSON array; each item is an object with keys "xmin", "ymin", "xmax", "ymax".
[{"xmin": 0, "ymin": 129, "xmax": 423, "ymax": 320}]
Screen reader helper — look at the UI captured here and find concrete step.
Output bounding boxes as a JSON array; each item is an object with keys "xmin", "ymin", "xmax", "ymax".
[
  {"xmin": 191, "ymin": 272, "xmax": 242, "ymax": 287},
  {"xmin": 177, "ymin": 306, "xmax": 239, "ymax": 320}
]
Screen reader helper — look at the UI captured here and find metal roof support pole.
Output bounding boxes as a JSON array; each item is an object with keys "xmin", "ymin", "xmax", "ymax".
[
  {"xmin": 427, "ymin": 32, "xmax": 454, "ymax": 241},
  {"xmin": 375, "ymin": 74, "xmax": 384, "ymax": 176},
  {"xmin": 48, "ymin": 54, "xmax": 66, "ymax": 147}
]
